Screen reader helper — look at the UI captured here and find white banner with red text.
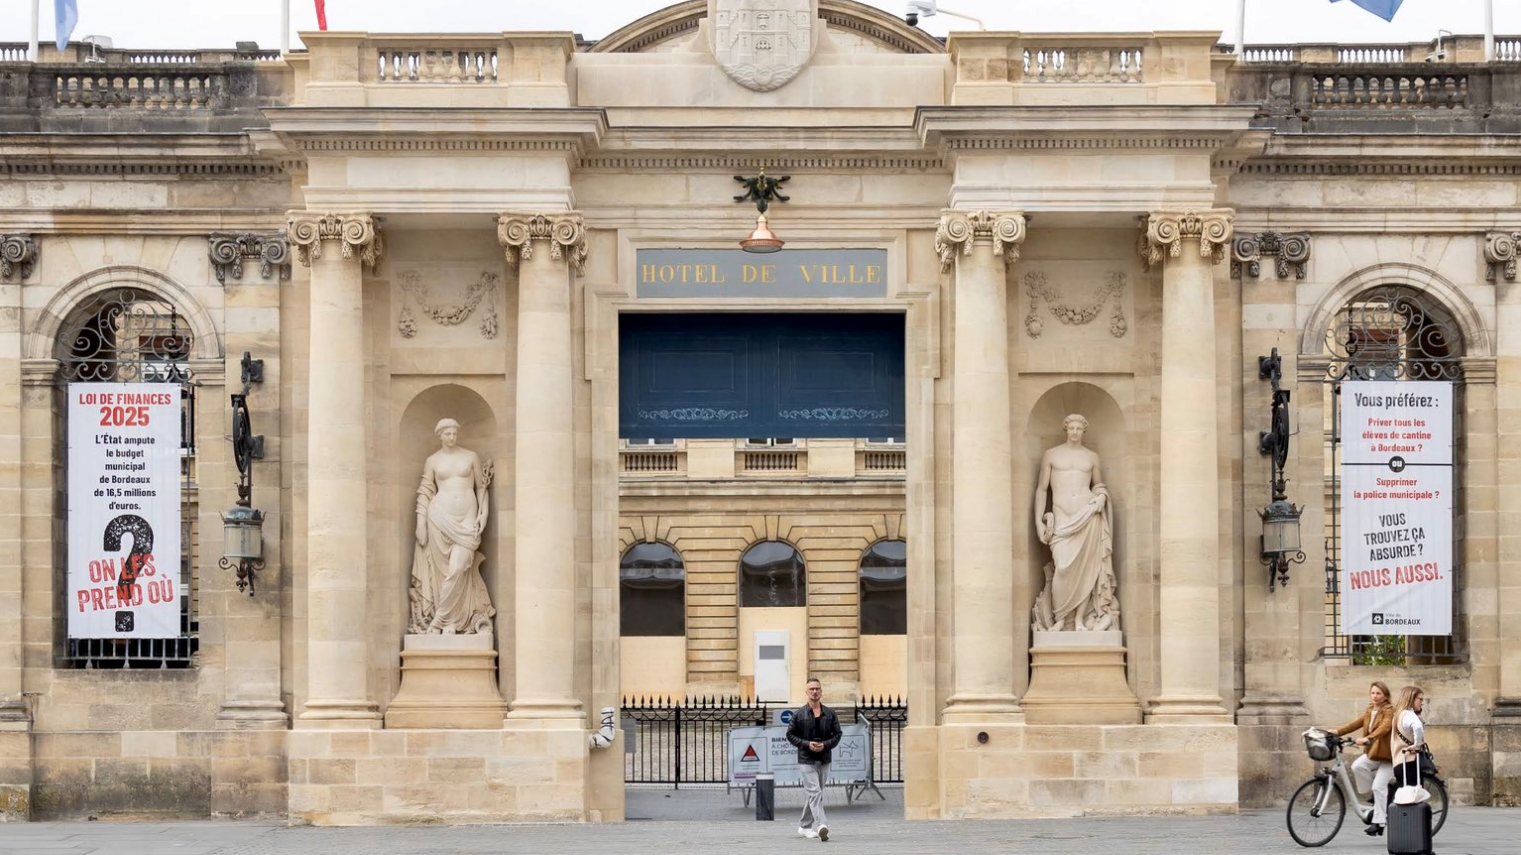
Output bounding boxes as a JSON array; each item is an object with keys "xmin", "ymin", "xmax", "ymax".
[
  {"xmin": 66, "ymin": 383, "xmax": 183, "ymax": 638},
  {"xmin": 1338, "ymin": 380, "xmax": 1453, "ymax": 636}
]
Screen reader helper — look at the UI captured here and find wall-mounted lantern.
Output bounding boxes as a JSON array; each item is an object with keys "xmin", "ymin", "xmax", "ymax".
[
  {"xmin": 220, "ymin": 352, "xmax": 266, "ymax": 595},
  {"xmin": 734, "ymin": 171, "xmax": 790, "ymax": 253},
  {"xmin": 1257, "ymin": 347, "xmax": 1304, "ymax": 591}
]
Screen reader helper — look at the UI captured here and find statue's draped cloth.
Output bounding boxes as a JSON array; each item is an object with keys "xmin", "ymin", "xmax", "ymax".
[
  {"xmin": 1046, "ymin": 482, "xmax": 1117, "ymax": 628},
  {"xmin": 409, "ymin": 478, "xmax": 494, "ymax": 634}
]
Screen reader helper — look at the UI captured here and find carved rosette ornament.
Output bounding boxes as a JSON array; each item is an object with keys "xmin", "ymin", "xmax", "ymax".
[
  {"xmin": 1484, "ymin": 231, "xmax": 1520, "ymax": 282},
  {"xmin": 935, "ymin": 211, "xmax": 1027, "ymax": 273},
  {"xmin": 1139, "ymin": 211, "xmax": 1233, "ymax": 269},
  {"xmin": 286, "ymin": 213, "xmax": 384, "ymax": 271},
  {"xmin": 497, "ymin": 213, "xmax": 588, "ymax": 276},
  {"xmin": 0, "ymin": 234, "xmax": 39, "ymax": 280},
  {"xmin": 1231, "ymin": 231, "xmax": 1310, "ymax": 280},
  {"xmin": 208, "ymin": 232, "xmax": 291, "ymax": 284}
]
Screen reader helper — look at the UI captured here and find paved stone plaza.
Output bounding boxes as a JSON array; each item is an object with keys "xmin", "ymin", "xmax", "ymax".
[{"xmin": 0, "ymin": 809, "xmax": 1517, "ymax": 855}]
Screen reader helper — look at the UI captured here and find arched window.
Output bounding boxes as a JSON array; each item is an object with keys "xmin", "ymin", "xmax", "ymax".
[
  {"xmin": 620, "ymin": 543, "xmax": 685, "ymax": 636},
  {"xmin": 1320, "ymin": 285, "xmax": 1466, "ymax": 665},
  {"xmin": 859, "ymin": 540, "xmax": 907, "ymax": 635},
  {"xmin": 55, "ymin": 288, "xmax": 198, "ymax": 668},
  {"xmin": 739, "ymin": 541, "xmax": 806, "ymax": 608}
]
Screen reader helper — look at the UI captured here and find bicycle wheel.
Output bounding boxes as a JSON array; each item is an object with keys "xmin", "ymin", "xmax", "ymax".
[
  {"xmin": 1286, "ymin": 776, "xmax": 1346, "ymax": 847},
  {"xmin": 1428, "ymin": 776, "xmax": 1449, "ymax": 836}
]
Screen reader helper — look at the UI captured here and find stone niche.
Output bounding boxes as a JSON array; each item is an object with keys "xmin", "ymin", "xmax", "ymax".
[
  {"xmin": 385, "ymin": 383, "xmax": 509, "ymax": 728},
  {"xmin": 1020, "ymin": 382, "xmax": 1142, "ymax": 724}
]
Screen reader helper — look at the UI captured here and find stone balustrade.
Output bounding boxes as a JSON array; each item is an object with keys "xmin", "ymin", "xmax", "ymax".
[
  {"xmin": 0, "ymin": 43, "xmax": 281, "ymax": 64},
  {"xmin": 369, "ymin": 38, "xmax": 501, "ymax": 84},
  {"xmin": 947, "ymin": 32, "xmax": 1217, "ymax": 105},
  {"xmin": 1235, "ymin": 34, "xmax": 1521, "ymax": 65},
  {"xmin": 302, "ymin": 33, "xmax": 575, "ymax": 108},
  {"xmin": 52, "ymin": 70, "xmax": 222, "ymax": 109},
  {"xmin": 617, "ymin": 439, "xmax": 905, "ymax": 482},
  {"xmin": 1230, "ymin": 61, "xmax": 1519, "ymax": 133}
]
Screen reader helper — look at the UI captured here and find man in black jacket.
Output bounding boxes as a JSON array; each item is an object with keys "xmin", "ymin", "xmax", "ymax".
[{"xmin": 786, "ymin": 677, "xmax": 842, "ymax": 841}]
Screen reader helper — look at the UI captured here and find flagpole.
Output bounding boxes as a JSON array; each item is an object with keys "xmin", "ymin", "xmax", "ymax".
[
  {"xmin": 28, "ymin": 0, "xmax": 40, "ymax": 61},
  {"xmin": 281, "ymin": 0, "xmax": 291, "ymax": 55},
  {"xmin": 1484, "ymin": 0, "xmax": 1494, "ymax": 62},
  {"xmin": 1235, "ymin": 0, "xmax": 1246, "ymax": 56}
]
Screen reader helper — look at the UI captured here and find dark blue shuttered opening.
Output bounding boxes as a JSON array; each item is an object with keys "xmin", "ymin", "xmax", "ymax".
[{"xmin": 620, "ymin": 313, "xmax": 905, "ymax": 440}]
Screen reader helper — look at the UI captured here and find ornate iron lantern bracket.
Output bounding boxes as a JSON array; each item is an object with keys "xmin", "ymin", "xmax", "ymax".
[
  {"xmin": 1257, "ymin": 348, "xmax": 1305, "ymax": 591},
  {"xmin": 221, "ymin": 352, "xmax": 266, "ymax": 594}
]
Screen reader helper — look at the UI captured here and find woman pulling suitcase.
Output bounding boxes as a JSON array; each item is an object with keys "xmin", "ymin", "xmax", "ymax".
[{"xmin": 1385, "ymin": 685, "xmax": 1434, "ymax": 855}]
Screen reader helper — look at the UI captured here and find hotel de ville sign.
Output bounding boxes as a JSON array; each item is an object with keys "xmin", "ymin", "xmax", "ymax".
[{"xmin": 712, "ymin": 0, "xmax": 816, "ymax": 92}]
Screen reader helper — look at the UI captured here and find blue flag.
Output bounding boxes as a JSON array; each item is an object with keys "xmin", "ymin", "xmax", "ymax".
[
  {"xmin": 55, "ymin": 0, "xmax": 79, "ymax": 52},
  {"xmin": 1330, "ymin": 0, "xmax": 1406, "ymax": 22}
]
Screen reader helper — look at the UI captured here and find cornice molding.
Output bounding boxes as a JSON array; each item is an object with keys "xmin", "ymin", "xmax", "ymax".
[
  {"xmin": 1240, "ymin": 160, "xmax": 1521, "ymax": 177},
  {"xmin": 579, "ymin": 154, "xmax": 946, "ymax": 171},
  {"xmin": 942, "ymin": 135, "xmax": 1233, "ymax": 152},
  {"xmin": 935, "ymin": 210, "xmax": 1026, "ymax": 272},
  {"xmin": 497, "ymin": 213, "xmax": 588, "ymax": 276},
  {"xmin": 0, "ymin": 161, "xmax": 285, "ymax": 177},
  {"xmin": 291, "ymin": 138, "xmax": 584, "ymax": 154}
]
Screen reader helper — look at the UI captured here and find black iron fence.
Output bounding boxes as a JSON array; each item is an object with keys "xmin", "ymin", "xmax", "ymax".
[{"xmin": 621, "ymin": 695, "xmax": 908, "ymax": 787}]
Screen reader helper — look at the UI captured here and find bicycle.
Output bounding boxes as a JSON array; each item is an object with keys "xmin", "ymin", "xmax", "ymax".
[{"xmin": 1285, "ymin": 728, "xmax": 1449, "ymax": 847}]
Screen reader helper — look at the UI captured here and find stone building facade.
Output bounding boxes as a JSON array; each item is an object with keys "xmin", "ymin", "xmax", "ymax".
[{"xmin": 1, "ymin": 0, "xmax": 1520, "ymax": 825}]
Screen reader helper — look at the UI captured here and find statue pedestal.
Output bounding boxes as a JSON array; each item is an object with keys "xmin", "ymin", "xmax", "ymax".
[
  {"xmin": 385, "ymin": 633, "xmax": 507, "ymax": 729},
  {"xmin": 1022, "ymin": 630, "xmax": 1142, "ymax": 725}
]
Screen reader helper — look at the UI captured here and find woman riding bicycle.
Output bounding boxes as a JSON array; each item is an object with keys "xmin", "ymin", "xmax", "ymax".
[{"xmin": 1334, "ymin": 681, "xmax": 1394, "ymax": 836}]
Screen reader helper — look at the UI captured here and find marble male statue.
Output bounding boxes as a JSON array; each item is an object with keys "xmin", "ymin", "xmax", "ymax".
[
  {"xmin": 409, "ymin": 418, "xmax": 496, "ymax": 635},
  {"xmin": 1032, "ymin": 414, "xmax": 1121, "ymax": 632}
]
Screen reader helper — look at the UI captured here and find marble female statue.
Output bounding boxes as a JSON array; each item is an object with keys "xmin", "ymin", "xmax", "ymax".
[
  {"xmin": 1031, "ymin": 413, "xmax": 1121, "ymax": 632},
  {"xmin": 409, "ymin": 418, "xmax": 496, "ymax": 635}
]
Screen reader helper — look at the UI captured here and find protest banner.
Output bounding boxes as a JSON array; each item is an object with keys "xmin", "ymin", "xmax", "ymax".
[
  {"xmin": 1339, "ymin": 380, "xmax": 1452, "ymax": 635},
  {"xmin": 66, "ymin": 382, "xmax": 183, "ymax": 638}
]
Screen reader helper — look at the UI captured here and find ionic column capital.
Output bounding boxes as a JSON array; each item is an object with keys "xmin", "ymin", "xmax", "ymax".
[
  {"xmin": 935, "ymin": 210, "xmax": 1026, "ymax": 273},
  {"xmin": 0, "ymin": 233, "xmax": 39, "ymax": 280},
  {"xmin": 1484, "ymin": 230, "xmax": 1520, "ymax": 282},
  {"xmin": 497, "ymin": 212, "xmax": 588, "ymax": 276},
  {"xmin": 286, "ymin": 212, "xmax": 384, "ymax": 271},
  {"xmin": 1138, "ymin": 210, "xmax": 1233, "ymax": 269}
]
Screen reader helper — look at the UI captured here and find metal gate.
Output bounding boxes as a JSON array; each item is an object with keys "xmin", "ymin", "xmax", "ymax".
[
  {"xmin": 1320, "ymin": 285, "xmax": 1464, "ymax": 665},
  {"xmin": 55, "ymin": 288, "xmax": 199, "ymax": 668},
  {"xmin": 622, "ymin": 696, "xmax": 908, "ymax": 786}
]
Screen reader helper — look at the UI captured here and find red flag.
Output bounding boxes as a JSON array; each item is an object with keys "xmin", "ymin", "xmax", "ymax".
[{"xmin": 315, "ymin": 0, "xmax": 328, "ymax": 31}]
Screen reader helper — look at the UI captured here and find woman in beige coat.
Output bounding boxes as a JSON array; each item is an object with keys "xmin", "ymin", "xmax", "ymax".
[{"xmin": 1335, "ymin": 680, "xmax": 1394, "ymax": 835}]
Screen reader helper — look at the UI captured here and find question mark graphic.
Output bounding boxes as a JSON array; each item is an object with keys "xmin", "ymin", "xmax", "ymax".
[{"xmin": 102, "ymin": 514, "xmax": 154, "ymax": 600}]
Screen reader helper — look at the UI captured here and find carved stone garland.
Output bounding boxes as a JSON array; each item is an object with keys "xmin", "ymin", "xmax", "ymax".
[
  {"xmin": 934, "ymin": 211, "xmax": 1027, "ymax": 273},
  {"xmin": 1138, "ymin": 211, "xmax": 1232, "ymax": 269},
  {"xmin": 208, "ymin": 232, "xmax": 291, "ymax": 284},
  {"xmin": 1485, "ymin": 231, "xmax": 1520, "ymax": 282},
  {"xmin": 1023, "ymin": 271, "xmax": 1127, "ymax": 339},
  {"xmin": 286, "ymin": 213, "xmax": 385, "ymax": 271},
  {"xmin": 0, "ymin": 234, "xmax": 39, "ymax": 280},
  {"xmin": 497, "ymin": 213, "xmax": 588, "ymax": 276},
  {"xmin": 1231, "ymin": 231, "xmax": 1310, "ymax": 280},
  {"xmin": 396, "ymin": 270, "xmax": 500, "ymax": 340}
]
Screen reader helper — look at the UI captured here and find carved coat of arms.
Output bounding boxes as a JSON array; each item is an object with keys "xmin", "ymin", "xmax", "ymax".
[{"xmin": 712, "ymin": 0, "xmax": 815, "ymax": 92}]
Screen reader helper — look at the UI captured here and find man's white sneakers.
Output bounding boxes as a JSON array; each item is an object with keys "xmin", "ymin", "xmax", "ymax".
[
  {"xmin": 798, "ymin": 827, "xmax": 818, "ymax": 839},
  {"xmin": 818, "ymin": 826, "xmax": 830, "ymax": 842}
]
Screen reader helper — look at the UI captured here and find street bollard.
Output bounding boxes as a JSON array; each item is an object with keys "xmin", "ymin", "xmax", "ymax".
[{"xmin": 755, "ymin": 771, "xmax": 775, "ymax": 821}]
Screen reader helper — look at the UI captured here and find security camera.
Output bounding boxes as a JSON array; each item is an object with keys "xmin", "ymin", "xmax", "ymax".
[{"xmin": 905, "ymin": 12, "xmax": 919, "ymax": 26}]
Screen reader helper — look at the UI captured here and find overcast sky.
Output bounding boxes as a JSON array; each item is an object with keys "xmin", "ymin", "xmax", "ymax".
[{"xmin": 1, "ymin": 1, "xmax": 1515, "ymax": 51}]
